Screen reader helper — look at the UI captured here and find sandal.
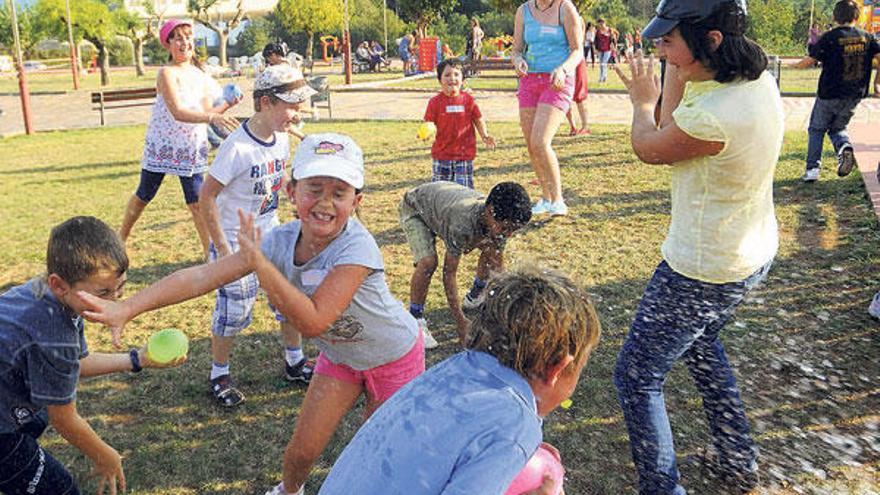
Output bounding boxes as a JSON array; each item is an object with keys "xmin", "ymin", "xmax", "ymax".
[{"xmin": 210, "ymin": 375, "xmax": 245, "ymax": 407}]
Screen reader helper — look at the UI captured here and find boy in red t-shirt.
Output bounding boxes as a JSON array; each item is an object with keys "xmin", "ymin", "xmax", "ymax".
[{"xmin": 424, "ymin": 58, "xmax": 495, "ymax": 188}]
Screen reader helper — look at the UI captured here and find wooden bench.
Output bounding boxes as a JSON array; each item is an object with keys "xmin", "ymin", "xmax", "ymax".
[
  {"xmin": 91, "ymin": 87, "xmax": 156, "ymax": 126},
  {"xmin": 464, "ymin": 58, "xmax": 512, "ymax": 78}
]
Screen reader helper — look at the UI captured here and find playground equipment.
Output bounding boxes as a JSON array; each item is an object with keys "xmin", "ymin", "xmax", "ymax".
[
  {"xmin": 418, "ymin": 37, "xmax": 440, "ymax": 73},
  {"xmin": 320, "ymin": 35, "xmax": 340, "ymax": 63},
  {"xmin": 860, "ymin": 1, "xmax": 880, "ymax": 34},
  {"xmin": 488, "ymin": 34, "xmax": 514, "ymax": 57}
]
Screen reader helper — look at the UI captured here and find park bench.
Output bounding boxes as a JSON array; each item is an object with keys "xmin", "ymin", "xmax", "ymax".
[
  {"xmin": 464, "ymin": 57, "xmax": 512, "ymax": 78},
  {"xmin": 91, "ymin": 87, "xmax": 156, "ymax": 126}
]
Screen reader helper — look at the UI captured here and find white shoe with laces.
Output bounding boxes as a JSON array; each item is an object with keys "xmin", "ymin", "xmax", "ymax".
[
  {"xmin": 417, "ymin": 318, "xmax": 439, "ymax": 349},
  {"xmin": 802, "ymin": 168, "xmax": 820, "ymax": 182},
  {"xmin": 264, "ymin": 482, "xmax": 304, "ymax": 495}
]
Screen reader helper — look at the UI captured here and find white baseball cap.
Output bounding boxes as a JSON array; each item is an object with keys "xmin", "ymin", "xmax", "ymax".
[
  {"xmin": 255, "ymin": 65, "xmax": 317, "ymax": 104},
  {"xmin": 292, "ymin": 133, "xmax": 365, "ymax": 190}
]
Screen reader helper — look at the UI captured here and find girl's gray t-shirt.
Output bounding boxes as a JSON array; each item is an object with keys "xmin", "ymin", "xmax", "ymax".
[{"xmin": 261, "ymin": 218, "xmax": 419, "ymax": 370}]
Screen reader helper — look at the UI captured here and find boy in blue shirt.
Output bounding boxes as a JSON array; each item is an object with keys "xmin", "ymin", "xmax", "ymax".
[
  {"xmin": 317, "ymin": 265, "xmax": 601, "ymax": 495},
  {"xmin": 0, "ymin": 216, "xmax": 183, "ymax": 495}
]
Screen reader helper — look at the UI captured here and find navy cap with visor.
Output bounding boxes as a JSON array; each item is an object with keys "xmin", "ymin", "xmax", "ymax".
[{"xmin": 642, "ymin": 0, "xmax": 748, "ymax": 39}]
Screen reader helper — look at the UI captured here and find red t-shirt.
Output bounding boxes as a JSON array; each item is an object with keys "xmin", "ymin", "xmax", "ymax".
[{"xmin": 424, "ymin": 92, "xmax": 482, "ymax": 161}]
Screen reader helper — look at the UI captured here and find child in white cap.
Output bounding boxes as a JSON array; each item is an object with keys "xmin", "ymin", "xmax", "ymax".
[
  {"xmin": 199, "ymin": 64, "xmax": 317, "ymax": 407},
  {"xmin": 76, "ymin": 134, "xmax": 425, "ymax": 495}
]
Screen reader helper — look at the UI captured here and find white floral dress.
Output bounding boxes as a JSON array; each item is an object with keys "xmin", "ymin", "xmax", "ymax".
[{"xmin": 141, "ymin": 65, "xmax": 211, "ymax": 177}]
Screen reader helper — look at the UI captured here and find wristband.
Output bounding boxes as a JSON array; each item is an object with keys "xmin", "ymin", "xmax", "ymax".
[{"xmin": 129, "ymin": 348, "xmax": 143, "ymax": 373}]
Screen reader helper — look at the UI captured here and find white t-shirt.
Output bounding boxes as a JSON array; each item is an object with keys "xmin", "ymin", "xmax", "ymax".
[
  {"xmin": 209, "ymin": 122, "xmax": 288, "ymax": 235},
  {"xmin": 261, "ymin": 219, "xmax": 420, "ymax": 370}
]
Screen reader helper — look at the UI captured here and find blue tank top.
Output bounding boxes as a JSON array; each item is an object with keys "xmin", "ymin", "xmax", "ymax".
[{"xmin": 524, "ymin": 2, "xmax": 570, "ymax": 74}]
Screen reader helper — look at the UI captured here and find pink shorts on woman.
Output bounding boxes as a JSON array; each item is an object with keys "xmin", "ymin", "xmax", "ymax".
[
  {"xmin": 314, "ymin": 332, "xmax": 425, "ymax": 404},
  {"xmin": 517, "ymin": 72, "xmax": 575, "ymax": 112}
]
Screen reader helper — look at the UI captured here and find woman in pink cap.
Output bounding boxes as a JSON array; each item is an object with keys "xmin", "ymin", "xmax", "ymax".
[{"xmin": 118, "ymin": 18, "xmax": 240, "ymax": 258}]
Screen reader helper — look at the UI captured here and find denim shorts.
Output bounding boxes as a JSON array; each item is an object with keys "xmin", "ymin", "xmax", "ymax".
[
  {"xmin": 135, "ymin": 168, "xmax": 204, "ymax": 205},
  {"xmin": 0, "ymin": 432, "xmax": 79, "ymax": 494}
]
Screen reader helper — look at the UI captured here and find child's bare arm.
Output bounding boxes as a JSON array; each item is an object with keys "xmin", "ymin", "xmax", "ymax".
[
  {"xmin": 476, "ymin": 246, "xmax": 503, "ymax": 281},
  {"xmin": 78, "ymin": 253, "xmax": 253, "ymax": 338},
  {"xmin": 790, "ymin": 56, "xmax": 817, "ymax": 69},
  {"xmin": 48, "ymin": 402, "xmax": 125, "ymax": 495},
  {"xmin": 79, "ymin": 349, "xmax": 186, "ymax": 378},
  {"xmin": 441, "ymin": 252, "xmax": 469, "ymax": 341},
  {"xmin": 474, "ymin": 117, "xmax": 496, "ymax": 149},
  {"xmin": 199, "ymin": 176, "xmax": 231, "ymax": 257}
]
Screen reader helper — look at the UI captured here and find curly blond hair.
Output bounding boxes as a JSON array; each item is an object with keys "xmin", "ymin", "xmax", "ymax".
[{"xmin": 466, "ymin": 265, "xmax": 601, "ymax": 379}]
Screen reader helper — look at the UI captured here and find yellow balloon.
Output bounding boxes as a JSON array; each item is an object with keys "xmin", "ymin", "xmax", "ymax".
[{"xmin": 417, "ymin": 122, "xmax": 436, "ymax": 141}]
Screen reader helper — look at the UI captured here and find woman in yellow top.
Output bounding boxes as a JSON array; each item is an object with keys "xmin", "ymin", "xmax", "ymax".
[{"xmin": 612, "ymin": 1, "xmax": 783, "ymax": 494}]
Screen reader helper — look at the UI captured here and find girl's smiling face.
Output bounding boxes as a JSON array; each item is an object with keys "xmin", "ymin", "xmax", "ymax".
[
  {"xmin": 289, "ymin": 176, "xmax": 361, "ymax": 241},
  {"xmin": 168, "ymin": 25, "xmax": 195, "ymax": 63},
  {"xmin": 655, "ymin": 27, "xmax": 716, "ymax": 82}
]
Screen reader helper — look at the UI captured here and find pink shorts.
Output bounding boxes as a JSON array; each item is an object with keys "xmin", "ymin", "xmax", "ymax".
[
  {"xmin": 314, "ymin": 332, "xmax": 425, "ymax": 404},
  {"xmin": 517, "ymin": 72, "xmax": 575, "ymax": 112}
]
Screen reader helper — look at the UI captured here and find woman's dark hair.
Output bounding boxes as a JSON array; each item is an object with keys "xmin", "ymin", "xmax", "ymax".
[
  {"xmin": 263, "ymin": 41, "xmax": 288, "ymax": 59},
  {"xmin": 677, "ymin": 1, "xmax": 767, "ymax": 83},
  {"xmin": 833, "ymin": 0, "xmax": 860, "ymax": 24}
]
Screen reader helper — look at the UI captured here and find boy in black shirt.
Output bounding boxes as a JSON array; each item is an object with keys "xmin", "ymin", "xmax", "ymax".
[{"xmin": 793, "ymin": 0, "xmax": 880, "ymax": 182}]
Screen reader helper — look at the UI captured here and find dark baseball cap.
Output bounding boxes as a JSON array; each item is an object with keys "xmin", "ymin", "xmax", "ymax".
[{"xmin": 642, "ymin": 0, "xmax": 747, "ymax": 39}]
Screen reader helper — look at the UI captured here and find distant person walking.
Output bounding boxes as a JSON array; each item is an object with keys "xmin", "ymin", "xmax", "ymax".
[
  {"xmin": 512, "ymin": 0, "xmax": 584, "ymax": 216},
  {"xmin": 118, "ymin": 19, "xmax": 239, "ymax": 258},
  {"xmin": 595, "ymin": 18, "xmax": 613, "ymax": 82},
  {"xmin": 792, "ymin": 0, "xmax": 880, "ymax": 182},
  {"xmin": 584, "ymin": 21, "xmax": 596, "ymax": 65}
]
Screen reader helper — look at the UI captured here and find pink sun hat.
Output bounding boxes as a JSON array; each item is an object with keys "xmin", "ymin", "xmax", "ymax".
[{"xmin": 159, "ymin": 19, "xmax": 193, "ymax": 49}]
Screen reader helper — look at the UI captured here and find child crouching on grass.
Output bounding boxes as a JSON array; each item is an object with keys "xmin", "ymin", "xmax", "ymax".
[
  {"xmin": 77, "ymin": 133, "xmax": 424, "ymax": 495},
  {"xmin": 317, "ymin": 265, "xmax": 601, "ymax": 495},
  {"xmin": 0, "ymin": 216, "xmax": 184, "ymax": 495}
]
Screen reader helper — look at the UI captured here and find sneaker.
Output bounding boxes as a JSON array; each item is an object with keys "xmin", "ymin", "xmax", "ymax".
[
  {"xmin": 209, "ymin": 375, "xmax": 245, "ymax": 408},
  {"xmin": 462, "ymin": 292, "xmax": 484, "ymax": 318},
  {"xmin": 417, "ymin": 318, "xmax": 438, "ymax": 349},
  {"xmin": 837, "ymin": 144, "xmax": 857, "ymax": 177},
  {"xmin": 869, "ymin": 292, "xmax": 880, "ymax": 319},
  {"xmin": 531, "ymin": 198, "xmax": 551, "ymax": 215},
  {"xmin": 802, "ymin": 168, "xmax": 820, "ymax": 182},
  {"xmin": 548, "ymin": 200, "xmax": 568, "ymax": 216},
  {"xmin": 284, "ymin": 357, "xmax": 315, "ymax": 384},
  {"xmin": 265, "ymin": 482, "xmax": 304, "ymax": 495}
]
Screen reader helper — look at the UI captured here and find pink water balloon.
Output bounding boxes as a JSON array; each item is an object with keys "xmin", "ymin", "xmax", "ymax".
[{"xmin": 504, "ymin": 444, "xmax": 565, "ymax": 495}]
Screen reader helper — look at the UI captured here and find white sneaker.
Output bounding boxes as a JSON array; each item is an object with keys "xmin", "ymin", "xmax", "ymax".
[
  {"xmin": 264, "ymin": 482, "xmax": 304, "ymax": 495},
  {"xmin": 868, "ymin": 292, "xmax": 880, "ymax": 319},
  {"xmin": 802, "ymin": 168, "xmax": 820, "ymax": 182},
  {"xmin": 418, "ymin": 318, "xmax": 439, "ymax": 349},
  {"xmin": 531, "ymin": 198, "xmax": 551, "ymax": 215},
  {"xmin": 548, "ymin": 200, "xmax": 568, "ymax": 216}
]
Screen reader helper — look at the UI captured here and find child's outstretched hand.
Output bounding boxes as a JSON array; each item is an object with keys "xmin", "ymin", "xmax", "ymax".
[
  {"xmin": 90, "ymin": 445, "xmax": 125, "ymax": 495},
  {"xmin": 483, "ymin": 135, "xmax": 497, "ymax": 150},
  {"xmin": 77, "ymin": 292, "xmax": 131, "ymax": 348},
  {"xmin": 614, "ymin": 51, "xmax": 660, "ymax": 108},
  {"xmin": 236, "ymin": 209, "xmax": 264, "ymax": 269}
]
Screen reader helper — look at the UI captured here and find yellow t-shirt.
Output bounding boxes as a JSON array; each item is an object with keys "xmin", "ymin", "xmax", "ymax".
[{"xmin": 662, "ymin": 71, "xmax": 783, "ymax": 284}]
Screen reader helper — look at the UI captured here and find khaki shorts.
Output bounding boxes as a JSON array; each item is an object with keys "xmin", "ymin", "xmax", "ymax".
[{"xmin": 399, "ymin": 200, "xmax": 437, "ymax": 264}]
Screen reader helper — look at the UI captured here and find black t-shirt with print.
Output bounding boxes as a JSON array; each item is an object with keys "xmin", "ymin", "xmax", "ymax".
[{"xmin": 810, "ymin": 26, "xmax": 880, "ymax": 99}]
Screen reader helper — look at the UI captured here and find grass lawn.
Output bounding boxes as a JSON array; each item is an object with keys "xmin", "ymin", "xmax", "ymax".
[
  {"xmin": 1, "ymin": 122, "xmax": 878, "ymax": 494},
  {"xmin": 391, "ymin": 64, "xmax": 822, "ymax": 95}
]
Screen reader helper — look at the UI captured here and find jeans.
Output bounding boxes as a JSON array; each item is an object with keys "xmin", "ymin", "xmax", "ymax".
[
  {"xmin": 614, "ymin": 259, "xmax": 772, "ymax": 495},
  {"xmin": 0, "ymin": 430, "xmax": 79, "ymax": 495},
  {"xmin": 598, "ymin": 50, "xmax": 612, "ymax": 82},
  {"xmin": 806, "ymin": 97, "xmax": 860, "ymax": 170}
]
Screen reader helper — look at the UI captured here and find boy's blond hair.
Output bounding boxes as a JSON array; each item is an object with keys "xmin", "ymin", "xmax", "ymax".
[{"xmin": 466, "ymin": 265, "xmax": 601, "ymax": 378}]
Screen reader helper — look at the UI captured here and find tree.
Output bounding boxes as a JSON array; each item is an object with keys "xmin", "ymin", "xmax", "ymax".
[
  {"xmin": 236, "ymin": 17, "xmax": 271, "ymax": 57},
  {"xmin": 748, "ymin": 0, "xmax": 799, "ymax": 54},
  {"xmin": 188, "ymin": 0, "xmax": 246, "ymax": 66},
  {"xmin": 397, "ymin": 0, "xmax": 458, "ymax": 37},
  {"xmin": 116, "ymin": 1, "xmax": 162, "ymax": 76},
  {"xmin": 0, "ymin": 0, "xmax": 46, "ymax": 58},
  {"xmin": 489, "ymin": 0, "xmax": 596, "ymax": 14},
  {"xmin": 275, "ymin": 0, "xmax": 343, "ymax": 62},
  {"xmin": 349, "ymin": 0, "xmax": 407, "ymax": 49},
  {"xmin": 35, "ymin": 0, "xmax": 120, "ymax": 86}
]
